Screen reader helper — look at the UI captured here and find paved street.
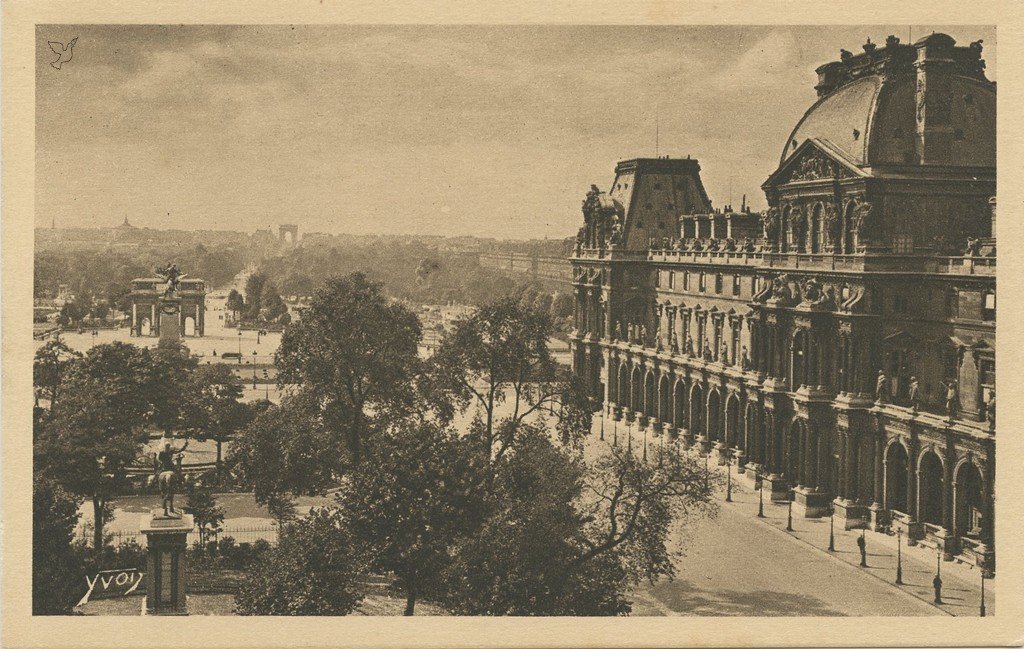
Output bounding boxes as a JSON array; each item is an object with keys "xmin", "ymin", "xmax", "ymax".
[{"xmin": 586, "ymin": 417, "xmax": 993, "ymax": 617}]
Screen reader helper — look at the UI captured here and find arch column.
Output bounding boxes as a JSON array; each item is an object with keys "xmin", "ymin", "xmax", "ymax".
[{"xmin": 869, "ymin": 431, "xmax": 887, "ymax": 530}]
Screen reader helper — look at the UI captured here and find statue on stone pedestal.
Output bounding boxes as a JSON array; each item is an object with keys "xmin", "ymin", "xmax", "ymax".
[
  {"xmin": 944, "ymin": 381, "xmax": 959, "ymax": 418},
  {"xmin": 155, "ymin": 437, "xmax": 190, "ymax": 518},
  {"xmin": 908, "ymin": 376, "xmax": 920, "ymax": 413},
  {"xmin": 720, "ymin": 341, "xmax": 730, "ymax": 364},
  {"xmin": 685, "ymin": 336, "xmax": 694, "ymax": 356},
  {"xmin": 875, "ymin": 370, "xmax": 889, "ymax": 404},
  {"xmin": 702, "ymin": 342, "xmax": 714, "ymax": 362},
  {"xmin": 741, "ymin": 346, "xmax": 751, "ymax": 371},
  {"xmin": 613, "ymin": 322, "xmax": 622, "ymax": 341},
  {"xmin": 639, "ymin": 324, "xmax": 647, "ymax": 346}
]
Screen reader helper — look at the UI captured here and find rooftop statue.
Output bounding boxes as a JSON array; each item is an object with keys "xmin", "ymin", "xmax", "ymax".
[{"xmin": 155, "ymin": 262, "xmax": 187, "ymax": 297}]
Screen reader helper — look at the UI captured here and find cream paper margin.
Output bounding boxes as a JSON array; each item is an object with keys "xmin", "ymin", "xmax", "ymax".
[{"xmin": 3, "ymin": 1, "xmax": 1023, "ymax": 647}]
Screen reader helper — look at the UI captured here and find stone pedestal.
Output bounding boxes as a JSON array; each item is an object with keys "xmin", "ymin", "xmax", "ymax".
[
  {"xmin": 661, "ymin": 422, "xmax": 675, "ymax": 439},
  {"xmin": 833, "ymin": 498, "xmax": 869, "ymax": 530},
  {"xmin": 868, "ymin": 502, "xmax": 889, "ymax": 531},
  {"xmin": 733, "ymin": 451, "xmax": 747, "ymax": 474},
  {"xmin": 678, "ymin": 427, "xmax": 693, "ymax": 450},
  {"xmin": 158, "ymin": 296, "xmax": 182, "ymax": 347},
  {"xmin": 696, "ymin": 435, "xmax": 710, "ymax": 456},
  {"xmin": 141, "ymin": 511, "xmax": 194, "ymax": 616},
  {"xmin": 792, "ymin": 487, "xmax": 832, "ymax": 518},
  {"xmin": 740, "ymin": 462, "xmax": 762, "ymax": 490},
  {"xmin": 714, "ymin": 442, "xmax": 730, "ymax": 466},
  {"xmin": 762, "ymin": 473, "xmax": 790, "ymax": 503}
]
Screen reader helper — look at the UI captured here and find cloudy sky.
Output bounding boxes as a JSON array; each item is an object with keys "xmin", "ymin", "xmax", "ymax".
[{"xmin": 36, "ymin": 25, "xmax": 995, "ymax": 239}]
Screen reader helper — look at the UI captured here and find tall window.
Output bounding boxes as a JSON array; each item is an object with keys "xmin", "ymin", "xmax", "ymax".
[
  {"xmin": 715, "ymin": 274, "xmax": 723, "ymax": 294},
  {"xmin": 683, "ymin": 272, "xmax": 690, "ymax": 291},
  {"xmin": 732, "ymin": 275, "xmax": 741, "ymax": 296},
  {"xmin": 668, "ymin": 271, "xmax": 675, "ymax": 289},
  {"xmin": 699, "ymin": 273, "xmax": 706, "ymax": 292},
  {"xmin": 982, "ymin": 290, "xmax": 996, "ymax": 321},
  {"xmin": 979, "ymin": 358, "xmax": 995, "ymax": 414}
]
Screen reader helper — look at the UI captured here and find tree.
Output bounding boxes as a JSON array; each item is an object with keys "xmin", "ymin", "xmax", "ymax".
[
  {"xmin": 244, "ymin": 272, "xmax": 268, "ymax": 320},
  {"xmin": 226, "ymin": 289, "xmax": 245, "ymax": 322},
  {"xmin": 235, "ymin": 507, "xmax": 365, "ymax": 615},
  {"xmin": 33, "ymin": 474, "xmax": 86, "ymax": 615},
  {"xmin": 258, "ymin": 282, "xmax": 288, "ymax": 323},
  {"xmin": 228, "ymin": 393, "xmax": 343, "ymax": 523},
  {"xmin": 336, "ymin": 419, "xmax": 483, "ymax": 615},
  {"xmin": 184, "ymin": 482, "xmax": 225, "ymax": 547},
  {"xmin": 182, "ymin": 364, "xmax": 251, "ymax": 467},
  {"xmin": 35, "ymin": 342, "xmax": 154, "ymax": 551},
  {"xmin": 438, "ymin": 427, "xmax": 622, "ymax": 615},
  {"xmin": 276, "ymin": 273, "xmax": 422, "ymax": 465},
  {"xmin": 440, "ymin": 430, "xmax": 715, "ymax": 615},
  {"xmin": 147, "ymin": 344, "xmax": 199, "ymax": 436},
  {"xmin": 428, "ymin": 297, "xmax": 591, "ymax": 474},
  {"xmin": 57, "ymin": 300, "xmax": 88, "ymax": 327},
  {"xmin": 33, "ymin": 335, "xmax": 81, "ymax": 410}
]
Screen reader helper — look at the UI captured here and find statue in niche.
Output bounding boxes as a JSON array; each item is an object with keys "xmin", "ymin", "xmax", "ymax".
[
  {"xmin": 761, "ymin": 207, "xmax": 780, "ymax": 246},
  {"xmin": 613, "ymin": 322, "xmax": 622, "ymax": 341},
  {"xmin": 721, "ymin": 341, "xmax": 730, "ymax": 364},
  {"xmin": 824, "ymin": 205, "xmax": 840, "ymax": 249},
  {"xmin": 685, "ymin": 336, "xmax": 694, "ymax": 356},
  {"xmin": 852, "ymin": 202, "xmax": 873, "ymax": 241},
  {"xmin": 741, "ymin": 346, "xmax": 751, "ymax": 371},
  {"xmin": 791, "ymin": 211, "xmax": 808, "ymax": 252}
]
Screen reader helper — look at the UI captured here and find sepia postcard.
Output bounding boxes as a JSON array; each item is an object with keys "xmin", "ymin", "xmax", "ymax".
[{"xmin": 3, "ymin": 1, "xmax": 1024, "ymax": 647}]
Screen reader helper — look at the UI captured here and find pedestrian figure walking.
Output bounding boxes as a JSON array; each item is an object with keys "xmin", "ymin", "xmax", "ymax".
[
  {"xmin": 933, "ymin": 573, "xmax": 943, "ymax": 604},
  {"xmin": 857, "ymin": 530, "xmax": 867, "ymax": 567}
]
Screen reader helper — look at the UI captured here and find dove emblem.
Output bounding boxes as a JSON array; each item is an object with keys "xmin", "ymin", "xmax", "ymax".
[{"xmin": 49, "ymin": 37, "xmax": 78, "ymax": 70}]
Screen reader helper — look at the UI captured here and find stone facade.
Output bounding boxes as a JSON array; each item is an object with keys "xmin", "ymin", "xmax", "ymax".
[
  {"xmin": 129, "ymin": 277, "xmax": 206, "ymax": 337},
  {"xmin": 569, "ymin": 33, "xmax": 995, "ymax": 573}
]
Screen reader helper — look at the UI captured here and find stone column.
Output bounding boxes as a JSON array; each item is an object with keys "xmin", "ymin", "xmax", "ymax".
[
  {"xmin": 151, "ymin": 303, "xmax": 157, "ymax": 336},
  {"xmin": 131, "ymin": 303, "xmax": 138, "ymax": 336}
]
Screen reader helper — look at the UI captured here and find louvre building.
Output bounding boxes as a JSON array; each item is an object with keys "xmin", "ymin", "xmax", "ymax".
[{"xmin": 569, "ymin": 33, "xmax": 996, "ymax": 572}]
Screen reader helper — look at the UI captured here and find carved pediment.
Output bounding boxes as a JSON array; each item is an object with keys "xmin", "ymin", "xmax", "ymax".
[{"xmin": 766, "ymin": 139, "xmax": 863, "ymax": 187}]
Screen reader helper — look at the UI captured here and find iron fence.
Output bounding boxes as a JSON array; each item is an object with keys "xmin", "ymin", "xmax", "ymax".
[{"xmin": 76, "ymin": 523, "xmax": 279, "ymax": 548}]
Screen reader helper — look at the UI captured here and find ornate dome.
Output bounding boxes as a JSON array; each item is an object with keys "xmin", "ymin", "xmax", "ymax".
[{"xmin": 780, "ymin": 34, "xmax": 995, "ymax": 173}]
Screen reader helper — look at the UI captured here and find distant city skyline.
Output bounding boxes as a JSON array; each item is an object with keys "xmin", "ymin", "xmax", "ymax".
[{"xmin": 36, "ymin": 25, "xmax": 995, "ymax": 239}]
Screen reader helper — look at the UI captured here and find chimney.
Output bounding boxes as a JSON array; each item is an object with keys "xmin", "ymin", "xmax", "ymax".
[{"xmin": 914, "ymin": 33, "xmax": 957, "ymax": 164}]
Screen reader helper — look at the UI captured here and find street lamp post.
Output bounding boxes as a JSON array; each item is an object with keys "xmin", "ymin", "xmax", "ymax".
[
  {"xmin": 786, "ymin": 489, "xmax": 794, "ymax": 531},
  {"xmin": 613, "ymin": 414, "xmax": 618, "ymax": 447},
  {"xmin": 980, "ymin": 569, "xmax": 986, "ymax": 617},
  {"xmin": 896, "ymin": 528, "xmax": 903, "ymax": 584},
  {"xmin": 828, "ymin": 506, "xmax": 836, "ymax": 552},
  {"xmin": 252, "ymin": 350, "xmax": 258, "ymax": 389},
  {"xmin": 237, "ymin": 330, "xmax": 242, "ymax": 363},
  {"xmin": 643, "ymin": 424, "xmax": 648, "ymax": 463},
  {"xmin": 726, "ymin": 461, "xmax": 732, "ymax": 502},
  {"xmin": 705, "ymin": 451, "xmax": 710, "ymax": 490},
  {"xmin": 757, "ymin": 479, "xmax": 765, "ymax": 518},
  {"xmin": 600, "ymin": 406, "xmax": 605, "ymax": 441},
  {"xmin": 264, "ymin": 369, "xmax": 270, "ymax": 401}
]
